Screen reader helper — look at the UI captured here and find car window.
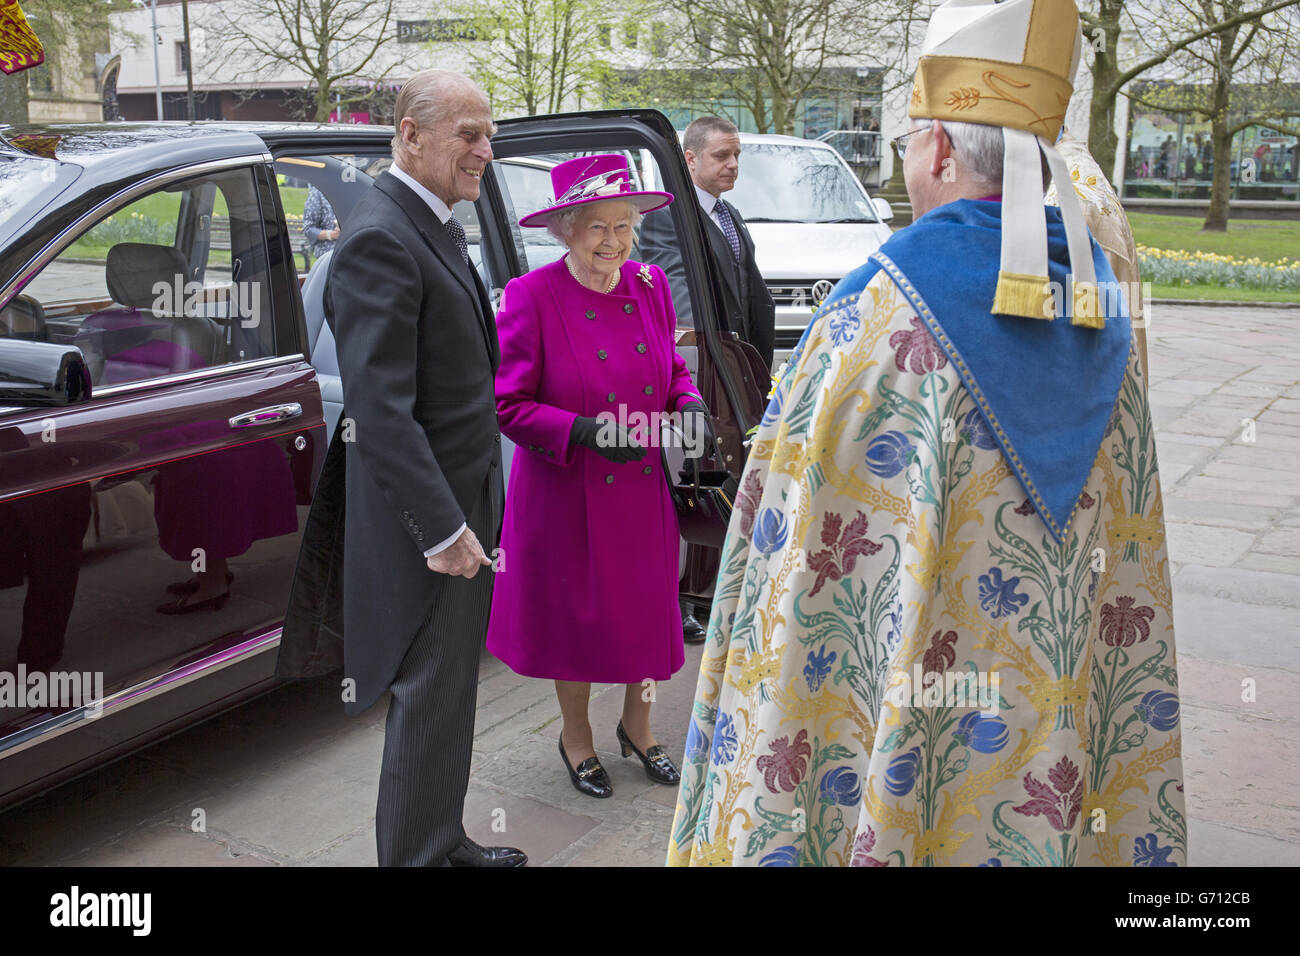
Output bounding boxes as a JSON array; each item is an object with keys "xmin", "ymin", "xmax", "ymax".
[
  {"xmin": 15, "ymin": 166, "xmax": 276, "ymax": 389},
  {"xmin": 273, "ymin": 152, "xmax": 392, "ymax": 277},
  {"xmin": 494, "ymin": 158, "xmax": 565, "ymax": 273},
  {"xmin": 0, "ymin": 151, "xmax": 81, "ymax": 249},
  {"xmin": 273, "ymin": 151, "xmax": 502, "ymax": 296},
  {"xmin": 726, "ymin": 143, "xmax": 877, "ymax": 223}
]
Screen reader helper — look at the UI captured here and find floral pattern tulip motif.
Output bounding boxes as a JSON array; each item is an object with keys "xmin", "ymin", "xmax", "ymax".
[
  {"xmin": 806, "ymin": 511, "xmax": 883, "ymax": 597},
  {"xmin": 756, "ymin": 729, "xmax": 812, "ymax": 793},
  {"xmin": 889, "ymin": 314, "xmax": 949, "ymax": 374},
  {"xmin": 1100, "ymin": 595, "xmax": 1156, "ymax": 647},
  {"xmin": 1012, "ymin": 756, "xmax": 1084, "ymax": 832},
  {"xmin": 978, "ymin": 566, "xmax": 1030, "ymax": 618}
]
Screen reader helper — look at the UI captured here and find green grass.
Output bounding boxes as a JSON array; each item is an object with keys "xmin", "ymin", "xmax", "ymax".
[
  {"xmin": 1128, "ymin": 213, "xmax": 1300, "ymax": 303},
  {"xmin": 1150, "ymin": 283, "xmax": 1300, "ymax": 303},
  {"xmin": 1128, "ymin": 212, "xmax": 1300, "ymax": 262},
  {"xmin": 279, "ymin": 186, "xmax": 307, "ymax": 218}
]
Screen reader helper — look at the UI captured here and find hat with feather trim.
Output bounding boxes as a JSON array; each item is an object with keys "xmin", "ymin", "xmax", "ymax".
[{"xmin": 518, "ymin": 153, "xmax": 673, "ymax": 228}]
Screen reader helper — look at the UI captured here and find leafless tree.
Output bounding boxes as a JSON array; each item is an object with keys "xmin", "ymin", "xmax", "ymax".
[
  {"xmin": 1129, "ymin": 1, "xmax": 1300, "ymax": 230},
  {"xmin": 450, "ymin": 0, "xmax": 616, "ymax": 116},
  {"xmin": 654, "ymin": 0, "xmax": 925, "ymax": 135},
  {"xmin": 1080, "ymin": 0, "xmax": 1300, "ymax": 174},
  {"xmin": 203, "ymin": 0, "xmax": 397, "ymax": 122}
]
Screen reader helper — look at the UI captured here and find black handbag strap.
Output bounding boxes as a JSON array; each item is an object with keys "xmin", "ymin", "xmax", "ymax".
[{"xmin": 663, "ymin": 416, "xmax": 725, "ymax": 488}]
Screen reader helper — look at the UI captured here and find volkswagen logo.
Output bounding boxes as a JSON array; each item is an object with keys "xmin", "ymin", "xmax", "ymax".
[{"xmin": 811, "ymin": 279, "xmax": 835, "ymax": 304}]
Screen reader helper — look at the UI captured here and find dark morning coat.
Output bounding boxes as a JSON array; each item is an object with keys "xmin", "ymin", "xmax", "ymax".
[{"xmin": 276, "ymin": 172, "xmax": 502, "ymax": 715}]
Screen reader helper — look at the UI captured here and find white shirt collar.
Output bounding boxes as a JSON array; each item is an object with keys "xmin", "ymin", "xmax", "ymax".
[
  {"xmin": 694, "ymin": 182, "xmax": 719, "ymax": 215},
  {"xmin": 389, "ymin": 161, "xmax": 454, "ymax": 224}
]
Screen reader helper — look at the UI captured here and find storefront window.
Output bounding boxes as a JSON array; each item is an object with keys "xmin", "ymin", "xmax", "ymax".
[{"xmin": 1125, "ymin": 108, "xmax": 1299, "ymax": 201}]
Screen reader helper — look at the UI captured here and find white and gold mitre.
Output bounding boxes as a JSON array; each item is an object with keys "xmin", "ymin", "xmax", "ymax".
[{"xmin": 909, "ymin": 0, "xmax": 1102, "ymax": 326}]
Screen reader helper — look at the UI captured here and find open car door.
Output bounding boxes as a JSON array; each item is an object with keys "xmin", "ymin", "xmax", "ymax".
[{"xmin": 480, "ymin": 109, "xmax": 769, "ymax": 602}]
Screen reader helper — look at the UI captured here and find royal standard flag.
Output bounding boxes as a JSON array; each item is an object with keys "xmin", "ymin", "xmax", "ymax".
[{"xmin": 0, "ymin": 0, "xmax": 45, "ymax": 75}]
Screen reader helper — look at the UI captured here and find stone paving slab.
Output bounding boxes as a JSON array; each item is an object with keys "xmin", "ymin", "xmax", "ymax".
[{"xmin": 1, "ymin": 304, "xmax": 1297, "ymax": 867}]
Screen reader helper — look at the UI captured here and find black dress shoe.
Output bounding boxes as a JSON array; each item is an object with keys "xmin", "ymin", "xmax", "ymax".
[
  {"xmin": 447, "ymin": 835, "xmax": 527, "ymax": 867},
  {"xmin": 616, "ymin": 721, "xmax": 680, "ymax": 785},
  {"xmin": 559, "ymin": 737, "xmax": 613, "ymax": 798},
  {"xmin": 682, "ymin": 612, "xmax": 707, "ymax": 644}
]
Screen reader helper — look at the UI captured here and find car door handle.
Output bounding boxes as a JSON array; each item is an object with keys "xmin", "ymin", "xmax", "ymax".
[{"xmin": 229, "ymin": 403, "xmax": 303, "ymax": 429}]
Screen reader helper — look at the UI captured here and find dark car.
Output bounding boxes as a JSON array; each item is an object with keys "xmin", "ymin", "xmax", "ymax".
[{"xmin": 0, "ymin": 113, "xmax": 768, "ymax": 811}]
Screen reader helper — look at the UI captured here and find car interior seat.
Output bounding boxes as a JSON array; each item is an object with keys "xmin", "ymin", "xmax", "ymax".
[
  {"xmin": 299, "ymin": 250, "xmax": 343, "ymax": 436},
  {"xmin": 74, "ymin": 243, "xmax": 225, "ymax": 385},
  {"xmin": 0, "ymin": 294, "xmax": 48, "ymax": 342}
]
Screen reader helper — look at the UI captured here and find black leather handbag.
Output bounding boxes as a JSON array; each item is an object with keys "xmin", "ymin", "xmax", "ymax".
[{"xmin": 663, "ymin": 426, "xmax": 737, "ymax": 550}]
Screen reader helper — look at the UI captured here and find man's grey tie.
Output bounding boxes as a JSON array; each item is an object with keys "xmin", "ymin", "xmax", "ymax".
[
  {"xmin": 713, "ymin": 200, "xmax": 742, "ymax": 262},
  {"xmin": 443, "ymin": 214, "xmax": 471, "ymax": 268}
]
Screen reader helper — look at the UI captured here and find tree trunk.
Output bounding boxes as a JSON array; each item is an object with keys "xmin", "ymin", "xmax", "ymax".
[
  {"xmin": 772, "ymin": 88, "xmax": 794, "ymax": 136},
  {"xmin": 315, "ymin": 92, "xmax": 331, "ymax": 123},
  {"xmin": 1202, "ymin": 73, "xmax": 1234, "ymax": 231},
  {"xmin": 0, "ymin": 70, "xmax": 30, "ymax": 126},
  {"xmin": 1085, "ymin": 6, "xmax": 1124, "ymax": 177}
]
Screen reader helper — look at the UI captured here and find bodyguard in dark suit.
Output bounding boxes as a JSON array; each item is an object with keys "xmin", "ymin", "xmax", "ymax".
[
  {"xmin": 276, "ymin": 70, "xmax": 525, "ymax": 868},
  {"xmin": 639, "ymin": 116, "xmax": 775, "ymax": 370},
  {"xmin": 638, "ymin": 115, "xmax": 776, "ymax": 645}
]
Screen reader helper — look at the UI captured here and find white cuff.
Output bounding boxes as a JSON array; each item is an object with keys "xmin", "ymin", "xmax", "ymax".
[{"xmin": 423, "ymin": 522, "xmax": 466, "ymax": 558}]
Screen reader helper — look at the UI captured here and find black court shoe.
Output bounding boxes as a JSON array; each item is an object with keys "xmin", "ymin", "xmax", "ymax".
[
  {"xmin": 682, "ymin": 613, "xmax": 707, "ymax": 644},
  {"xmin": 559, "ymin": 736, "xmax": 613, "ymax": 799},
  {"xmin": 616, "ymin": 721, "xmax": 680, "ymax": 785}
]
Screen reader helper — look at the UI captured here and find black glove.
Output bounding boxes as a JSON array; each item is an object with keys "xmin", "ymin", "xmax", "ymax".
[
  {"xmin": 678, "ymin": 401, "xmax": 715, "ymax": 460},
  {"xmin": 569, "ymin": 415, "xmax": 647, "ymax": 464}
]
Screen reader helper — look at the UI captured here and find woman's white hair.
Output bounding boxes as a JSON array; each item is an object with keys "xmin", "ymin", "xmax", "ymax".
[{"xmin": 546, "ymin": 198, "xmax": 644, "ymax": 244}]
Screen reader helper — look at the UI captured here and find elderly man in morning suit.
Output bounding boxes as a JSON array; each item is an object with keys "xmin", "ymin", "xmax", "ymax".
[{"xmin": 278, "ymin": 70, "xmax": 526, "ymax": 867}]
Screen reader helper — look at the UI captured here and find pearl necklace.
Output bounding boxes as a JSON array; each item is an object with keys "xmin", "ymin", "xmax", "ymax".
[{"xmin": 566, "ymin": 254, "xmax": 618, "ymax": 294}]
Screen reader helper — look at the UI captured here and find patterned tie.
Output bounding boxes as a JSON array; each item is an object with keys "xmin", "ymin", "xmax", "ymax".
[
  {"xmin": 443, "ymin": 214, "xmax": 472, "ymax": 269},
  {"xmin": 713, "ymin": 200, "xmax": 742, "ymax": 262}
]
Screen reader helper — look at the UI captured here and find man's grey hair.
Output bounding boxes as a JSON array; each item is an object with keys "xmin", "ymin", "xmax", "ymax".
[
  {"xmin": 683, "ymin": 115, "xmax": 739, "ymax": 156},
  {"xmin": 391, "ymin": 69, "xmax": 486, "ymax": 155},
  {"xmin": 546, "ymin": 199, "xmax": 644, "ymax": 243},
  {"xmin": 913, "ymin": 118, "xmax": 1049, "ymax": 192}
]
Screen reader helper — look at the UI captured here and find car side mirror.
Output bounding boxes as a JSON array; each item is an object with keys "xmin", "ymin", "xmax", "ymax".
[
  {"xmin": 0, "ymin": 340, "xmax": 92, "ymax": 407},
  {"xmin": 872, "ymin": 197, "xmax": 894, "ymax": 223}
]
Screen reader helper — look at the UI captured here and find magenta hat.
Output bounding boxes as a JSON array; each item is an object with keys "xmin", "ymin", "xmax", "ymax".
[{"xmin": 518, "ymin": 153, "xmax": 674, "ymax": 228}]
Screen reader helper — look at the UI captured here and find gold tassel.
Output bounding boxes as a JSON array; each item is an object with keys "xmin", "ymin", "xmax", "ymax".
[
  {"xmin": 1071, "ymin": 280, "xmax": 1104, "ymax": 329},
  {"xmin": 993, "ymin": 271, "xmax": 1054, "ymax": 320}
]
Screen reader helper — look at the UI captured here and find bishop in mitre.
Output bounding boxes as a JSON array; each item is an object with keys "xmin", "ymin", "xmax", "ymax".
[{"xmin": 668, "ymin": 0, "xmax": 1186, "ymax": 867}]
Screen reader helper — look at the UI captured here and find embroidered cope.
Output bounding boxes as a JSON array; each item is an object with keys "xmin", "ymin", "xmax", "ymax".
[{"xmin": 667, "ymin": 202, "xmax": 1185, "ymax": 868}]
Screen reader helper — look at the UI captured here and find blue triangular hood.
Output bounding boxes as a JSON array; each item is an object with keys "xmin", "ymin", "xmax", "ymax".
[{"xmin": 866, "ymin": 199, "xmax": 1133, "ymax": 542}]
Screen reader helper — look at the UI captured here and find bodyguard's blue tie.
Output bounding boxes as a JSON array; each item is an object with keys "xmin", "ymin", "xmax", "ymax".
[{"xmin": 714, "ymin": 200, "xmax": 742, "ymax": 262}]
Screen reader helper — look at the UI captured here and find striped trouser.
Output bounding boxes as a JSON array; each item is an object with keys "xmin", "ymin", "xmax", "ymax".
[{"xmin": 375, "ymin": 467, "xmax": 501, "ymax": 866}]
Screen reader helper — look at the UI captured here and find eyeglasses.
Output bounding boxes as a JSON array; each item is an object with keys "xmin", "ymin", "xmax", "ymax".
[{"xmin": 891, "ymin": 123, "xmax": 934, "ymax": 161}]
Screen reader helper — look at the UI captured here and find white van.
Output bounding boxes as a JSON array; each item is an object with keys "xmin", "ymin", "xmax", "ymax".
[{"xmin": 726, "ymin": 134, "xmax": 894, "ymax": 364}]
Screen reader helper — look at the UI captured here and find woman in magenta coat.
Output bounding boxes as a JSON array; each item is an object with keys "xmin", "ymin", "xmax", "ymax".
[{"xmin": 486, "ymin": 154, "xmax": 709, "ymax": 798}]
